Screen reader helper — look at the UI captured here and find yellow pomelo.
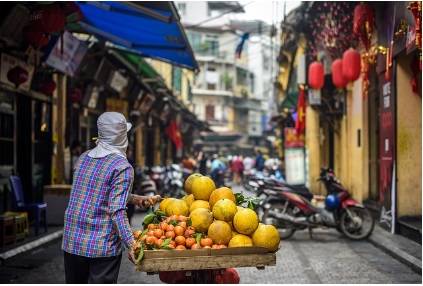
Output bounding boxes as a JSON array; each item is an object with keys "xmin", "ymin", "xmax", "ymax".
[
  {"xmin": 184, "ymin": 173, "xmax": 203, "ymax": 195},
  {"xmin": 236, "ymin": 206, "xmax": 244, "ymax": 212},
  {"xmin": 159, "ymin": 197, "xmax": 175, "ymax": 212},
  {"xmin": 233, "ymin": 208, "xmax": 259, "ymax": 235},
  {"xmin": 212, "ymin": 199, "xmax": 237, "ymax": 222},
  {"xmin": 207, "ymin": 220, "xmax": 232, "ymax": 245},
  {"xmin": 228, "ymin": 234, "xmax": 253, "ymax": 247},
  {"xmin": 181, "ymin": 194, "xmax": 195, "ymax": 206},
  {"xmin": 251, "ymin": 224, "xmax": 281, "ymax": 252},
  {"xmin": 190, "ymin": 199, "xmax": 210, "ymax": 213},
  {"xmin": 189, "ymin": 207, "xmax": 214, "ymax": 233},
  {"xmin": 208, "ymin": 187, "xmax": 236, "ymax": 209},
  {"xmin": 191, "ymin": 176, "xmax": 216, "ymax": 201},
  {"xmin": 232, "ymin": 230, "xmax": 239, "ymax": 238},
  {"xmin": 165, "ymin": 199, "xmax": 190, "ymax": 217}
]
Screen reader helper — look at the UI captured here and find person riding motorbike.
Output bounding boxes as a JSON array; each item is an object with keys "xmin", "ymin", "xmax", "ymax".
[{"xmin": 210, "ymin": 154, "xmax": 227, "ymax": 186}]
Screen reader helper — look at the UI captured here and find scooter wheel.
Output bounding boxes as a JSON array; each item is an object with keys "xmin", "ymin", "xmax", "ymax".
[{"xmin": 339, "ymin": 206, "xmax": 374, "ymax": 240}]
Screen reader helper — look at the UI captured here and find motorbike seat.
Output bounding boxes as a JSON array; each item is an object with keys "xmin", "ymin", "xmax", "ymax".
[{"xmin": 267, "ymin": 183, "xmax": 314, "ymax": 201}]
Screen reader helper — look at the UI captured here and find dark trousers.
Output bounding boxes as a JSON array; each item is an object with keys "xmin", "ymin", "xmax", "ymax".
[{"xmin": 64, "ymin": 251, "xmax": 122, "ymax": 284}]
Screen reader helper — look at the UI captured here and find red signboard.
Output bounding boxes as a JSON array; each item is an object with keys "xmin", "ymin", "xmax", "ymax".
[
  {"xmin": 378, "ymin": 65, "xmax": 396, "ymax": 232},
  {"xmin": 284, "ymin": 128, "xmax": 305, "ymax": 148}
]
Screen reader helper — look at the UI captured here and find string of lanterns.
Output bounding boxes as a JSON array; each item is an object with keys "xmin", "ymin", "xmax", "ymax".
[{"xmin": 307, "ymin": 1, "xmax": 421, "ymax": 101}]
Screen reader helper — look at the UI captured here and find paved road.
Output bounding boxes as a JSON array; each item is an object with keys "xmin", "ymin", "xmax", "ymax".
[{"xmin": 2, "ymin": 185, "xmax": 421, "ymax": 284}]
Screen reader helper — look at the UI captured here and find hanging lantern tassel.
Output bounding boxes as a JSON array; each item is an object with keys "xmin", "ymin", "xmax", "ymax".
[
  {"xmin": 410, "ymin": 54, "xmax": 420, "ymax": 95},
  {"xmin": 353, "ymin": 2, "xmax": 375, "ymax": 51},
  {"xmin": 361, "ymin": 54, "xmax": 371, "ymax": 101}
]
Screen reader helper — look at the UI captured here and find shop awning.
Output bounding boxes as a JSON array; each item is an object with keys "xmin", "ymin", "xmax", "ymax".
[
  {"xmin": 76, "ymin": 1, "xmax": 199, "ymax": 71},
  {"xmin": 280, "ymin": 91, "xmax": 298, "ymax": 111}
]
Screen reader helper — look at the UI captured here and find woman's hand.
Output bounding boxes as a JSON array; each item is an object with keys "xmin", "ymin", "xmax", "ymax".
[
  {"xmin": 128, "ymin": 248, "xmax": 136, "ymax": 263},
  {"xmin": 135, "ymin": 195, "xmax": 161, "ymax": 209}
]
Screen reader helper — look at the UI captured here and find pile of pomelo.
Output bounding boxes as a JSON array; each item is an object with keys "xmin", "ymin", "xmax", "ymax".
[{"xmin": 133, "ymin": 173, "xmax": 280, "ymax": 256}]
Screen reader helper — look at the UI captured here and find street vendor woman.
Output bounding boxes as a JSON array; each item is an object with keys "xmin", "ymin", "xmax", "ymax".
[{"xmin": 62, "ymin": 111, "xmax": 160, "ymax": 284}]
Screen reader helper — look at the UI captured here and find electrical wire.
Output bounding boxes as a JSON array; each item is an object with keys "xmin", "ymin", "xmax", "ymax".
[
  {"xmin": 185, "ymin": 1, "xmax": 255, "ymax": 29},
  {"xmin": 190, "ymin": 24, "xmax": 276, "ymax": 54}
]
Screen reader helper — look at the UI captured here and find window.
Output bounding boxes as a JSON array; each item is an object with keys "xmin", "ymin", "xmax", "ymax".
[
  {"xmin": 205, "ymin": 105, "xmax": 215, "ymax": 120},
  {"xmin": 172, "ymin": 67, "xmax": 182, "ymax": 93},
  {"xmin": 177, "ymin": 3, "xmax": 186, "ymax": 16},
  {"xmin": 205, "ymin": 35, "xmax": 219, "ymax": 56},
  {"xmin": 186, "ymin": 32, "xmax": 202, "ymax": 53},
  {"xmin": 263, "ymin": 55, "xmax": 270, "ymax": 71}
]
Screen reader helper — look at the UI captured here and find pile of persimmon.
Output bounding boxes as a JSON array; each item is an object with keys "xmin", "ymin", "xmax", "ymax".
[{"xmin": 133, "ymin": 214, "xmax": 228, "ymax": 253}]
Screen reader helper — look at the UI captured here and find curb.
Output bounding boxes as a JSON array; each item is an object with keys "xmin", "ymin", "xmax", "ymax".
[
  {"xmin": 0, "ymin": 230, "xmax": 63, "ymax": 265},
  {"xmin": 368, "ymin": 230, "xmax": 422, "ymax": 275}
]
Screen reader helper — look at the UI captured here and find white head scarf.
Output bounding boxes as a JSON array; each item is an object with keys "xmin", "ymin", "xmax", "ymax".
[{"xmin": 88, "ymin": 112, "xmax": 132, "ymax": 159}]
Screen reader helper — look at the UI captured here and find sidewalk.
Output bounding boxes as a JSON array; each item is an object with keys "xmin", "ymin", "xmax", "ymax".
[{"xmin": 1, "ymin": 215, "xmax": 421, "ymax": 275}]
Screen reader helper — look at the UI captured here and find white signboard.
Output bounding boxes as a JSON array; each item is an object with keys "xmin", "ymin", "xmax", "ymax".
[
  {"xmin": 285, "ymin": 147, "xmax": 305, "ymax": 185},
  {"xmin": 45, "ymin": 30, "xmax": 88, "ymax": 77},
  {"xmin": 308, "ymin": 88, "xmax": 321, "ymax": 105}
]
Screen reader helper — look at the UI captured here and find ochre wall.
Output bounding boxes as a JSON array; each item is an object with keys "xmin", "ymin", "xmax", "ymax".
[{"xmin": 396, "ymin": 52, "xmax": 422, "ymax": 217}]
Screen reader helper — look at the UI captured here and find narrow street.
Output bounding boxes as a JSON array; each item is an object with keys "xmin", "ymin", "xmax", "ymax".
[{"xmin": 1, "ymin": 185, "xmax": 420, "ymax": 284}]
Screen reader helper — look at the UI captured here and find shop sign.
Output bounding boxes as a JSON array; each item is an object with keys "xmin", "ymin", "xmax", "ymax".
[
  {"xmin": 308, "ymin": 88, "xmax": 321, "ymax": 105},
  {"xmin": 106, "ymin": 98, "xmax": 128, "ymax": 119},
  {"xmin": 378, "ymin": 65, "xmax": 396, "ymax": 233},
  {"xmin": 107, "ymin": 70, "xmax": 128, "ymax": 93},
  {"xmin": 0, "ymin": 53, "xmax": 35, "ymax": 91},
  {"xmin": 284, "ymin": 127, "xmax": 305, "ymax": 148},
  {"xmin": 284, "ymin": 147, "xmax": 305, "ymax": 185}
]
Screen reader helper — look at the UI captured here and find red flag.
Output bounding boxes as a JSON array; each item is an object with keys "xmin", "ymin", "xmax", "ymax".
[
  {"xmin": 165, "ymin": 119, "xmax": 183, "ymax": 150},
  {"xmin": 295, "ymin": 87, "xmax": 306, "ymax": 134}
]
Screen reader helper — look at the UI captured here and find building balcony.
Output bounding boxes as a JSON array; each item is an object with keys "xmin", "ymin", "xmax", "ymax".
[
  {"xmin": 232, "ymin": 97, "xmax": 262, "ymax": 111},
  {"xmin": 192, "ymin": 88, "xmax": 233, "ymax": 97}
]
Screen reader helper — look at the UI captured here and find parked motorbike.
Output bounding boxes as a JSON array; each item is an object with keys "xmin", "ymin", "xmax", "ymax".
[
  {"xmin": 253, "ymin": 167, "xmax": 375, "ymax": 240},
  {"xmin": 150, "ymin": 165, "xmax": 166, "ymax": 196},
  {"xmin": 251, "ymin": 172, "xmax": 314, "ymax": 204},
  {"xmin": 163, "ymin": 164, "xmax": 186, "ymax": 199},
  {"xmin": 134, "ymin": 166, "xmax": 159, "ymax": 211}
]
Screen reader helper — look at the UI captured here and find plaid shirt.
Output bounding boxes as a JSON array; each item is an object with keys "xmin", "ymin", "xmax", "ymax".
[{"xmin": 62, "ymin": 151, "xmax": 134, "ymax": 258}]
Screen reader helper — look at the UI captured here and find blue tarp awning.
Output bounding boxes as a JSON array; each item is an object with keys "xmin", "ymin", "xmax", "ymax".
[{"xmin": 76, "ymin": 1, "xmax": 199, "ymax": 71}]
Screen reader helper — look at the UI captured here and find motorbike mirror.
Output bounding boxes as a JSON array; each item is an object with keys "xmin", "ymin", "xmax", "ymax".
[{"xmin": 249, "ymin": 181, "xmax": 259, "ymax": 188}]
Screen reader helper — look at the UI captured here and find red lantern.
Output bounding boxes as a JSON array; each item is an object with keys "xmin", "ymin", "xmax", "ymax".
[
  {"xmin": 342, "ymin": 49, "xmax": 361, "ymax": 82},
  {"xmin": 37, "ymin": 77, "xmax": 57, "ymax": 95},
  {"xmin": 308, "ymin": 61, "xmax": 324, "ymax": 89},
  {"xmin": 67, "ymin": 87, "xmax": 83, "ymax": 103},
  {"xmin": 7, "ymin": 66, "xmax": 29, "ymax": 88},
  {"xmin": 22, "ymin": 25, "xmax": 50, "ymax": 48},
  {"xmin": 28, "ymin": 4, "xmax": 66, "ymax": 33},
  {"xmin": 332, "ymin": 59, "xmax": 348, "ymax": 88},
  {"xmin": 353, "ymin": 3, "xmax": 374, "ymax": 51}
]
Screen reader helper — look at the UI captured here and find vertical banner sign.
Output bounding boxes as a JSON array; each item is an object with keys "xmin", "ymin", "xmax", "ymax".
[
  {"xmin": 285, "ymin": 148, "xmax": 305, "ymax": 185},
  {"xmin": 378, "ymin": 66, "xmax": 396, "ymax": 231}
]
